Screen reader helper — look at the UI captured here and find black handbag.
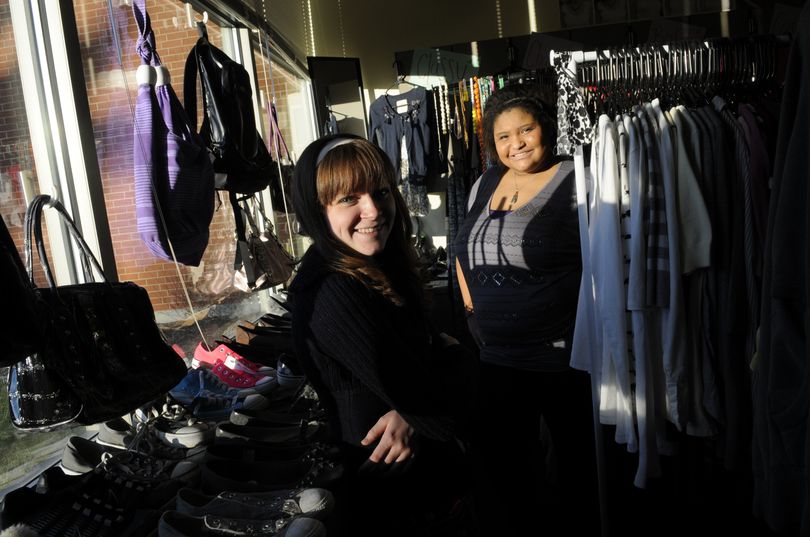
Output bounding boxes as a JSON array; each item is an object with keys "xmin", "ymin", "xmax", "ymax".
[
  {"xmin": 184, "ymin": 24, "xmax": 277, "ymax": 194},
  {"xmin": 0, "ymin": 214, "xmax": 41, "ymax": 366},
  {"xmin": 266, "ymin": 101, "xmax": 295, "ymax": 211},
  {"xmin": 8, "ymin": 195, "xmax": 188, "ymax": 429},
  {"xmin": 232, "ymin": 194, "xmax": 296, "ymax": 292}
]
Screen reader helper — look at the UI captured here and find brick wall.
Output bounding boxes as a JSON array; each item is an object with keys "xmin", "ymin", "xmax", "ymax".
[{"xmin": 0, "ymin": 0, "xmax": 30, "ymax": 242}]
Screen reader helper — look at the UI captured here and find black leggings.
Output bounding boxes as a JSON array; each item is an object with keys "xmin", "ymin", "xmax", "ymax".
[
  {"xmin": 334, "ymin": 438, "xmax": 472, "ymax": 537},
  {"xmin": 472, "ymin": 363, "xmax": 600, "ymax": 535}
]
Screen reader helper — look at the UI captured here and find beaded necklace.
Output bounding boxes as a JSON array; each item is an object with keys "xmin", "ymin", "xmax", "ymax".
[
  {"xmin": 432, "ymin": 87, "xmax": 443, "ymax": 161},
  {"xmin": 458, "ymin": 80, "xmax": 469, "ymax": 149}
]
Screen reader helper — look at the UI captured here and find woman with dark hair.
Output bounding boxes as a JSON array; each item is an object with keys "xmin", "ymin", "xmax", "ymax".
[
  {"xmin": 453, "ymin": 84, "xmax": 599, "ymax": 533},
  {"xmin": 289, "ymin": 134, "xmax": 475, "ymax": 536}
]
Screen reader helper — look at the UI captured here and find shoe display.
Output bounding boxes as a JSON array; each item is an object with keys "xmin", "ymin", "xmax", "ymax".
[
  {"xmin": 2, "ymin": 311, "xmax": 347, "ymax": 537},
  {"xmin": 158, "ymin": 511, "xmax": 326, "ymax": 537},
  {"xmin": 175, "ymin": 487, "xmax": 334, "ymax": 520}
]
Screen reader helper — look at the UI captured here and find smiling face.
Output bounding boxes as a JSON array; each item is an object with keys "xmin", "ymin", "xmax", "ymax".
[
  {"xmin": 324, "ymin": 187, "xmax": 395, "ymax": 256},
  {"xmin": 493, "ymin": 107, "xmax": 548, "ymax": 174}
]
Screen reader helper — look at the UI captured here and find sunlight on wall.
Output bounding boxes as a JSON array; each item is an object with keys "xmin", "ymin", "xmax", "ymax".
[
  {"xmin": 306, "ymin": 0, "xmax": 316, "ymax": 56},
  {"xmin": 527, "ymin": 0, "xmax": 538, "ymax": 33},
  {"xmin": 495, "ymin": 0, "xmax": 503, "ymax": 38}
]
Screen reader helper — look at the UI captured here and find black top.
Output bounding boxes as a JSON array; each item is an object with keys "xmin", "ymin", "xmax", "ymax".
[
  {"xmin": 289, "ymin": 247, "xmax": 465, "ymax": 447},
  {"xmin": 453, "ymin": 162, "xmax": 582, "ymax": 371}
]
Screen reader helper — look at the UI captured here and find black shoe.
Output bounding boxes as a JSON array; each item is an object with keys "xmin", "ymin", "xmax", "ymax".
[
  {"xmin": 61, "ymin": 435, "xmax": 125, "ymax": 475},
  {"xmin": 176, "ymin": 487, "xmax": 334, "ymax": 520},
  {"xmin": 201, "ymin": 458, "xmax": 343, "ymax": 494},
  {"xmin": 215, "ymin": 419, "xmax": 327, "ymax": 446},
  {"xmin": 229, "ymin": 405, "xmax": 325, "ymax": 427},
  {"xmin": 159, "ymin": 511, "xmax": 325, "ymax": 537},
  {"xmin": 205, "ymin": 440, "xmax": 340, "ymax": 465},
  {"xmin": 258, "ymin": 312, "xmax": 292, "ymax": 328},
  {"xmin": 269, "ymin": 295, "xmax": 292, "ymax": 314}
]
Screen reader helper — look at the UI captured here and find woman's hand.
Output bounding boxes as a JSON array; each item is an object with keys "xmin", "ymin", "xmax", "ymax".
[{"xmin": 361, "ymin": 410, "xmax": 415, "ymax": 463}]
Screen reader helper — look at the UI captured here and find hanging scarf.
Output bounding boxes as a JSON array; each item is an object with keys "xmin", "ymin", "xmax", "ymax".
[{"xmin": 552, "ymin": 51, "xmax": 594, "ymax": 155}]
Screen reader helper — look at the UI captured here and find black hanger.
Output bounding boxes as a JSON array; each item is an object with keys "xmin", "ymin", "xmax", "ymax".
[
  {"xmin": 326, "ymin": 107, "xmax": 350, "ymax": 119},
  {"xmin": 385, "ymin": 60, "xmax": 424, "ymax": 96}
]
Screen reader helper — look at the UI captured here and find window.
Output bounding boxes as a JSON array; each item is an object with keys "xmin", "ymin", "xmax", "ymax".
[{"xmin": 0, "ymin": 0, "xmax": 316, "ymax": 498}]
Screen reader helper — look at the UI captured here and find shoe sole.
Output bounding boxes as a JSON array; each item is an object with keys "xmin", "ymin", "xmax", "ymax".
[
  {"xmin": 58, "ymin": 462, "xmax": 87, "ymax": 476},
  {"xmin": 95, "ymin": 437, "xmax": 127, "ymax": 449}
]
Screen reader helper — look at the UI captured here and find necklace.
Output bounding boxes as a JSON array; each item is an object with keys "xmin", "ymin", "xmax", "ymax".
[{"xmin": 510, "ymin": 170, "xmax": 525, "ymax": 206}]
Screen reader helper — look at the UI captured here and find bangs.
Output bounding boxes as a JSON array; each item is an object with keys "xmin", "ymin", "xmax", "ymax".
[{"xmin": 316, "ymin": 140, "xmax": 394, "ymax": 206}]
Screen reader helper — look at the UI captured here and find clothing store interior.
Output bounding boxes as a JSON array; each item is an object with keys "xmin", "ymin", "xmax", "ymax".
[{"xmin": 0, "ymin": 0, "xmax": 808, "ymax": 535}]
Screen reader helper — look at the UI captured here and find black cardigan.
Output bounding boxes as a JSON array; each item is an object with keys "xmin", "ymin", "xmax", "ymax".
[{"xmin": 289, "ymin": 247, "xmax": 459, "ymax": 446}]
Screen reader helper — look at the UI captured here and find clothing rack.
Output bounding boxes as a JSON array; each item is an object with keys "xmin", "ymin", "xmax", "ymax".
[{"xmin": 549, "ymin": 32, "xmax": 789, "ymax": 537}]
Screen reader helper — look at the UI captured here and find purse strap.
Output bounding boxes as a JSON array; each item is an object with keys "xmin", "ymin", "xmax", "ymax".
[
  {"xmin": 182, "ymin": 24, "xmax": 210, "ymax": 134},
  {"xmin": 266, "ymin": 102, "xmax": 291, "ymax": 162},
  {"xmin": 24, "ymin": 195, "xmax": 107, "ymax": 288},
  {"xmin": 133, "ymin": 0, "xmax": 161, "ymax": 67}
]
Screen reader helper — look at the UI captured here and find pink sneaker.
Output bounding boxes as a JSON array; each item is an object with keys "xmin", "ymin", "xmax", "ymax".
[
  {"xmin": 209, "ymin": 360, "xmax": 276, "ymax": 394},
  {"xmin": 192, "ymin": 343, "xmax": 274, "ymax": 375}
]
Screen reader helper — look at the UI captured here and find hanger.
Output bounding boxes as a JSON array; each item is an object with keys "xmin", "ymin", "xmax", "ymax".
[
  {"xmin": 385, "ymin": 60, "xmax": 424, "ymax": 96},
  {"xmin": 326, "ymin": 107, "xmax": 350, "ymax": 119}
]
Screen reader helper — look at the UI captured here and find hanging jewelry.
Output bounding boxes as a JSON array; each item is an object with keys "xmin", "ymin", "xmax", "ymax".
[
  {"xmin": 440, "ymin": 84, "xmax": 448, "ymax": 135},
  {"xmin": 432, "ymin": 87, "xmax": 444, "ymax": 161},
  {"xmin": 458, "ymin": 80, "xmax": 469, "ymax": 149}
]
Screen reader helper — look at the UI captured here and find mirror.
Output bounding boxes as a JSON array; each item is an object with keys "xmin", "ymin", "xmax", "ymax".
[{"xmin": 307, "ymin": 56, "xmax": 368, "ymax": 138}]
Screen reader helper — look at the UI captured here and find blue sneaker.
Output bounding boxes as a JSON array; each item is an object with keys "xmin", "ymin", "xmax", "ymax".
[
  {"xmin": 170, "ymin": 369, "xmax": 244, "ymax": 405},
  {"xmin": 191, "ymin": 392, "xmax": 269, "ymax": 422},
  {"xmin": 276, "ymin": 360, "xmax": 306, "ymax": 390}
]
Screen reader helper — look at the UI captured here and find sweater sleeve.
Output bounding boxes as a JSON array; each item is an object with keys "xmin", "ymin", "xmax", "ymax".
[{"xmin": 307, "ymin": 274, "xmax": 454, "ymax": 442}]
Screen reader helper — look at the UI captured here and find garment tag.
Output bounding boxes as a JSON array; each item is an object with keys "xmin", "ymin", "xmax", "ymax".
[{"xmin": 395, "ymin": 99, "xmax": 408, "ymax": 114}]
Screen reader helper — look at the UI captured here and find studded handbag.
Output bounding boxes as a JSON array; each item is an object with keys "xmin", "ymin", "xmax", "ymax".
[{"xmin": 8, "ymin": 195, "xmax": 188, "ymax": 429}]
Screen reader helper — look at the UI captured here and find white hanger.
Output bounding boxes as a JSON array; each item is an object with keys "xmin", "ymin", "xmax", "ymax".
[{"xmin": 179, "ymin": 2, "xmax": 207, "ymax": 29}]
